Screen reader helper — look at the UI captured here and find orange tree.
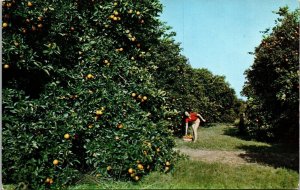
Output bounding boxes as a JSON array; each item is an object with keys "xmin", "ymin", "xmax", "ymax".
[
  {"xmin": 242, "ymin": 7, "xmax": 299, "ymax": 143},
  {"xmin": 3, "ymin": 0, "xmax": 179, "ymax": 189},
  {"xmin": 148, "ymin": 32, "xmax": 240, "ymax": 135}
]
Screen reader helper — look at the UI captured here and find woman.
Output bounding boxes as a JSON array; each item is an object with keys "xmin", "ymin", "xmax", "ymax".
[{"xmin": 184, "ymin": 110, "xmax": 206, "ymax": 142}]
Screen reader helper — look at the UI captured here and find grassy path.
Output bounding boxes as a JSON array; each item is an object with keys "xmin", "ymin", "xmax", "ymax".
[{"xmin": 175, "ymin": 123, "xmax": 299, "ymax": 170}]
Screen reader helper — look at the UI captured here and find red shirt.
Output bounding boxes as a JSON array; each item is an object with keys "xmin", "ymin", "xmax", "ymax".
[{"xmin": 185, "ymin": 112, "xmax": 198, "ymax": 123}]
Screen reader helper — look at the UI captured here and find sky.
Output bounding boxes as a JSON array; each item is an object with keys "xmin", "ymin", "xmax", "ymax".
[{"xmin": 159, "ymin": 0, "xmax": 299, "ymax": 99}]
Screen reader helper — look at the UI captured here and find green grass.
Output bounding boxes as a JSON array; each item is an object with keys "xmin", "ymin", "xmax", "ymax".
[
  {"xmin": 176, "ymin": 123, "xmax": 272, "ymax": 151},
  {"xmin": 67, "ymin": 159, "xmax": 299, "ymax": 189}
]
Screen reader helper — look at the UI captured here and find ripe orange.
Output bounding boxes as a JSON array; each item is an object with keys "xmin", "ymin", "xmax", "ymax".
[
  {"xmin": 2, "ymin": 22, "xmax": 8, "ymax": 28},
  {"xmin": 107, "ymin": 166, "xmax": 112, "ymax": 171},
  {"xmin": 53, "ymin": 159, "xmax": 59, "ymax": 165},
  {"xmin": 142, "ymin": 96, "xmax": 147, "ymax": 100},
  {"xmin": 137, "ymin": 164, "xmax": 144, "ymax": 170},
  {"xmin": 45, "ymin": 178, "xmax": 51, "ymax": 183},
  {"xmin": 113, "ymin": 2, "xmax": 118, "ymax": 6},
  {"xmin": 87, "ymin": 74, "xmax": 94, "ymax": 79},
  {"xmin": 156, "ymin": 148, "xmax": 160, "ymax": 152},
  {"xmin": 113, "ymin": 10, "xmax": 119, "ymax": 16},
  {"xmin": 136, "ymin": 11, "xmax": 141, "ymax": 16},
  {"xmin": 128, "ymin": 168, "xmax": 134, "ymax": 174},
  {"xmin": 27, "ymin": 2, "xmax": 33, "ymax": 7},
  {"xmin": 103, "ymin": 60, "xmax": 109, "ymax": 64},
  {"xmin": 38, "ymin": 16, "xmax": 43, "ymax": 21},
  {"xmin": 49, "ymin": 178, "xmax": 54, "ymax": 184},
  {"xmin": 117, "ymin": 124, "xmax": 123, "ymax": 129},
  {"xmin": 113, "ymin": 17, "xmax": 118, "ymax": 21},
  {"xmin": 115, "ymin": 136, "xmax": 119, "ymax": 140},
  {"xmin": 64, "ymin": 133, "xmax": 70, "ymax": 139},
  {"xmin": 134, "ymin": 176, "xmax": 139, "ymax": 181},
  {"xmin": 37, "ymin": 23, "xmax": 43, "ymax": 28},
  {"xmin": 96, "ymin": 110, "xmax": 103, "ymax": 115},
  {"xmin": 4, "ymin": 64, "xmax": 10, "ymax": 69},
  {"xmin": 166, "ymin": 161, "xmax": 170, "ymax": 166},
  {"xmin": 165, "ymin": 166, "xmax": 170, "ymax": 171},
  {"xmin": 128, "ymin": 9, "xmax": 133, "ymax": 14},
  {"xmin": 131, "ymin": 92, "xmax": 136, "ymax": 97},
  {"xmin": 88, "ymin": 125, "xmax": 93, "ymax": 129}
]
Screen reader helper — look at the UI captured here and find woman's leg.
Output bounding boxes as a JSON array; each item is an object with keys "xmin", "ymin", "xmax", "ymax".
[{"xmin": 192, "ymin": 119, "xmax": 200, "ymax": 142}]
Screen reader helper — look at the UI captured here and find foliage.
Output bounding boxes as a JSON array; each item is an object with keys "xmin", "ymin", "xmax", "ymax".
[
  {"xmin": 242, "ymin": 7, "xmax": 299, "ymax": 143},
  {"xmin": 2, "ymin": 0, "xmax": 180, "ymax": 189},
  {"xmin": 149, "ymin": 35, "xmax": 241, "ymax": 135}
]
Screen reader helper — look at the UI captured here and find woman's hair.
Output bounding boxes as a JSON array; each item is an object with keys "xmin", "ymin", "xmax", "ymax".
[{"xmin": 186, "ymin": 107, "xmax": 192, "ymax": 112}]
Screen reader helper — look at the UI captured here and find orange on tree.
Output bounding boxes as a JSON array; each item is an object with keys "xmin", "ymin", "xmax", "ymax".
[
  {"xmin": 107, "ymin": 166, "xmax": 112, "ymax": 171},
  {"xmin": 45, "ymin": 178, "xmax": 51, "ymax": 183},
  {"xmin": 88, "ymin": 125, "xmax": 93, "ymax": 129},
  {"xmin": 53, "ymin": 159, "xmax": 59, "ymax": 165},
  {"xmin": 96, "ymin": 110, "xmax": 103, "ymax": 115},
  {"xmin": 134, "ymin": 176, "xmax": 140, "ymax": 181},
  {"xmin": 117, "ymin": 123, "xmax": 123, "ymax": 129},
  {"xmin": 131, "ymin": 92, "xmax": 137, "ymax": 97},
  {"xmin": 86, "ymin": 74, "xmax": 94, "ymax": 79},
  {"xmin": 27, "ymin": 1, "xmax": 33, "ymax": 7},
  {"xmin": 166, "ymin": 161, "xmax": 171, "ymax": 166},
  {"xmin": 64, "ymin": 133, "xmax": 70, "ymax": 139},
  {"xmin": 137, "ymin": 164, "xmax": 144, "ymax": 170},
  {"xmin": 37, "ymin": 24, "xmax": 43, "ymax": 28},
  {"xmin": 142, "ymin": 96, "xmax": 147, "ymax": 100},
  {"xmin": 2, "ymin": 22, "xmax": 8, "ymax": 28},
  {"xmin": 3, "ymin": 64, "xmax": 10, "ymax": 69},
  {"xmin": 128, "ymin": 168, "xmax": 134, "ymax": 174},
  {"xmin": 49, "ymin": 178, "xmax": 54, "ymax": 184}
]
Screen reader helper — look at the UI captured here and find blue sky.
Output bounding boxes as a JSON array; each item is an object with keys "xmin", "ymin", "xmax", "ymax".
[{"xmin": 159, "ymin": 0, "xmax": 299, "ymax": 99}]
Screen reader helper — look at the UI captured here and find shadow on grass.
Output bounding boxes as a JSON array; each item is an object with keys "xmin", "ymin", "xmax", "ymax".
[
  {"xmin": 237, "ymin": 145, "xmax": 299, "ymax": 172},
  {"xmin": 223, "ymin": 126, "xmax": 299, "ymax": 172},
  {"xmin": 223, "ymin": 126, "xmax": 252, "ymax": 141}
]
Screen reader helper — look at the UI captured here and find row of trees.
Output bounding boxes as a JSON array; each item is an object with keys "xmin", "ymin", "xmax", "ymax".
[
  {"xmin": 241, "ymin": 7, "xmax": 299, "ymax": 144},
  {"xmin": 149, "ymin": 32, "xmax": 241, "ymax": 135},
  {"xmin": 2, "ymin": 0, "xmax": 240, "ymax": 189}
]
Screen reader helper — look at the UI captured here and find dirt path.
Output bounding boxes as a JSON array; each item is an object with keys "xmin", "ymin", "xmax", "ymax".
[
  {"xmin": 175, "ymin": 147, "xmax": 299, "ymax": 170},
  {"xmin": 175, "ymin": 147, "xmax": 251, "ymax": 165}
]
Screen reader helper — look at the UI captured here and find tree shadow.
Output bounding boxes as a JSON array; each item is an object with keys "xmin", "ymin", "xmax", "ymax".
[
  {"xmin": 237, "ymin": 144, "xmax": 299, "ymax": 172},
  {"xmin": 223, "ymin": 126, "xmax": 252, "ymax": 141},
  {"xmin": 223, "ymin": 126, "xmax": 299, "ymax": 172}
]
